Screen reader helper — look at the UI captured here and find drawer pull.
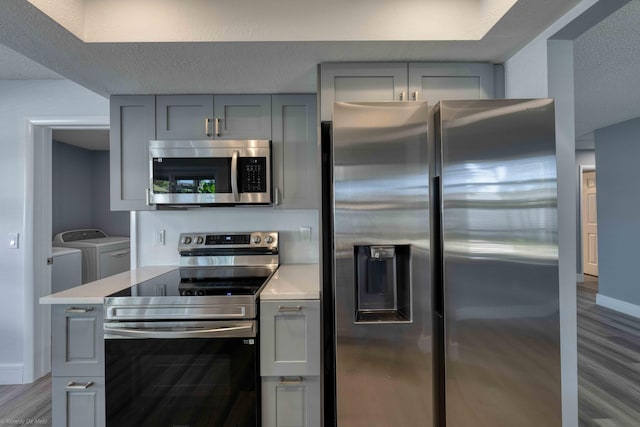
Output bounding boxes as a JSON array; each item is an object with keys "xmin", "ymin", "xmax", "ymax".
[
  {"xmin": 65, "ymin": 306, "xmax": 94, "ymax": 313},
  {"xmin": 279, "ymin": 377, "xmax": 302, "ymax": 385},
  {"xmin": 278, "ymin": 305, "xmax": 302, "ymax": 312},
  {"xmin": 66, "ymin": 381, "xmax": 94, "ymax": 390}
]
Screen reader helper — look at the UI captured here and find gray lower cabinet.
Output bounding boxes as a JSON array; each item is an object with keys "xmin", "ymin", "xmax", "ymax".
[
  {"xmin": 110, "ymin": 95, "xmax": 156, "ymax": 211},
  {"xmin": 52, "ymin": 376, "xmax": 105, "ymax": 427},
  {"xmin": 271, "ymin": 95, "xmax": 318, "ymax": 209},
  {"xmin": 52, "ymin": 305, "xmax": 105, "ymax": 427},
  {"xmin": 262, "ymin": 376, "xmax": 321, "ymax": 427},
  {"xmin": 260, "ymin": 300, "xmax": 321, "ymax": 427}
]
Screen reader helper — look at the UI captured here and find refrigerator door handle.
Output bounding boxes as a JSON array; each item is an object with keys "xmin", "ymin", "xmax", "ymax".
[{"xmin": 433, "ymin": 175, "xmax": 444, "ymax": 316}]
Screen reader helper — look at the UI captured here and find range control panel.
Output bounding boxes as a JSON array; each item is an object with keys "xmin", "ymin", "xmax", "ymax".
[{"xmin": 178, "ymin": 231, "xmax": 278, "ymax": 251}]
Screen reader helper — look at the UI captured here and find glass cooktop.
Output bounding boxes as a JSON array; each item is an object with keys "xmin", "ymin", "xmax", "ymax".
[{"xmin": 108, "ymin": 267, "xmax": 273, "ymax": 298}]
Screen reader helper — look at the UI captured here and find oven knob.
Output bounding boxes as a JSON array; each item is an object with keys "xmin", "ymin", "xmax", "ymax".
[
  {"xmin": 195, "ymin": 236, "xmax": 204, "ymax": 245},
  {"xmin": 252, "ymin": 235, "xmax": 262, "ymax": 244},
  {"xmin": 195, "ymin": 289, "xmax": 205, "ymax": 296},
  {"xmin": 265, "ymin": 235, "xmax": 274, "ymax": 244},
  {"xmin": 182, "ymin": 289, "xmax": 193, "ymax": 296},
  {"xmin": 182, "ymin": 236, "xmax": 192, "ymax": 245}
]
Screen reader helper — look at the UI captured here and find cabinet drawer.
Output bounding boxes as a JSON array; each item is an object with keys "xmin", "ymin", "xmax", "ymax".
[
  {"xmin": 262, "ymin": 376, "xmax": 321, "ymax": 427},
  {"xmin": 260, "ymin": 300, "xmax": 320, "ymax": 376},
  {"xmin": 52, "ymin": 305, "xmax": 104, "ymax": 377},
  {"xmin": 52, "ymin": 376, "xmax": 105, "ymax": 427}
]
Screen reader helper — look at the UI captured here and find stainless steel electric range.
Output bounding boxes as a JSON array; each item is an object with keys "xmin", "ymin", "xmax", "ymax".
[{"xmin": 104, "ymin": 231, "xmax": 278, "ymax": 427}]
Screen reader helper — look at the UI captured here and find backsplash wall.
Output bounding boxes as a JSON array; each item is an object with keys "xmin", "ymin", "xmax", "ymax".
[{"xmin": 135, "ymin": 209, "xmax": 319, "ymax": 266}]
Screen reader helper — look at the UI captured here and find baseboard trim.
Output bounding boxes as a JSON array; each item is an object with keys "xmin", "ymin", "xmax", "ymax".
[
  {"xmin": 596, "ymin": 294, "xmax": 640, "ymax": 319},
  {"xmin": 576, "ymin": 273, "xmax": 584, "ymax": 283},
  {"xmin": 0, "ymin": 364, "xmax": 24, "ymax": 385}
]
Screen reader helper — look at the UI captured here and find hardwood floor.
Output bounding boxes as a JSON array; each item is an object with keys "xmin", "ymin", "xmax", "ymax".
[
  {"xmin": 1, "ymin": 277, "xmax": 638, "ymax": 427},
  {"xmin": 0, "ymin": 373, "xmax": 51, "ymax": 425},
  {"xmin": 578, "ymin": 275, "xmax": 640, "ymax": 427}
]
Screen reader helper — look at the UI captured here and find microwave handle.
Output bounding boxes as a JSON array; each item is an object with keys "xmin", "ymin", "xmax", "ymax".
[{"xmin": 231, "ymin": 150, "xmax": 240, "ymax": 202}]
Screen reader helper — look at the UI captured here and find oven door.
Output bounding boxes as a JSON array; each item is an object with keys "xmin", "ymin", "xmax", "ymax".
[
  {"xmin": 105, "ymin": 320, "xmax": 259, "ymax": 427},
  {"xmin": 148, "ymin": 140, "xmax": 271, "ymax": 206}
]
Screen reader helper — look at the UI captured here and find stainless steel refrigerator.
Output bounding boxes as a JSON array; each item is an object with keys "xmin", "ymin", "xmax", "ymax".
[{"xmin": 322, "ymin": 99, "xmax": 561, "ymax": 427}]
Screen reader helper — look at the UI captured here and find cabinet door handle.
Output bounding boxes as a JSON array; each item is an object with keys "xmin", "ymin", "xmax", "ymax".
[
  {"xmin": 109, "ymin": 250, "xmax": 130, "ymax": 258},
  {"xmin": 274, "ymin": 187, "xmax": 280, "ymax": 206},
  {"xmin": 65, "ymin": 306, "xmax": 94, "ymax": 314},
  {"xmin": 66, "ymin": 381, "xmax": 94, "ymax": 390},
  {"xmin": 215, "ymin": 118, "xmax": 222, "ymax": 137},
  {"xmin": 278, "ymin": 305, "xmax": 302, "ymax": 312},
  {"xmin": 279, "ymin": 377, "xmax": 302, "ymax": 385},
  {"xmin": 205, "ymin": 118, "xmax": 212, "ymax": 137},
  {"xmin": 412, "ymin": 91, "xmax": 418, "ymax": 101},
  {"xmin": 400, "ymin": 91, "xmax": 406, "ymax": 101}
]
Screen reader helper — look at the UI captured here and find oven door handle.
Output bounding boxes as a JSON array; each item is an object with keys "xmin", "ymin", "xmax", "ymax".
[{"xmin": 104, "ymin": 324, "xmax": 254, "ymax": 339}]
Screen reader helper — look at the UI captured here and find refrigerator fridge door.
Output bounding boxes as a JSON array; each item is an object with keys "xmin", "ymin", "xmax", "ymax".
[
  {"xmin": 436, "ymin": 99, "xmax": 561, "ymax": 427},
  {"xmin": 332, "ymin": 101, "xmax": 432, "ymax": 427}
]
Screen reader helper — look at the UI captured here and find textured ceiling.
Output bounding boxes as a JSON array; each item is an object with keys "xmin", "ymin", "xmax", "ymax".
[
  {"xmin": 574, "ymin": 0, "xmax": 640, "ymax": 138},
  {"xmin": 0, "ymin": 0, "xmax": 582, "ymax": 96}
]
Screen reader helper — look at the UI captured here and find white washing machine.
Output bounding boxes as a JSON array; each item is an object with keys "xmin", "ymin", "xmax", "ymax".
[
  {"xmin": 53, "ymin": 229, "xmax": 130, "ymax": 284},
  {"xmin": 51, "ymin": 247, "xmax": 82, "ymax": 293}
]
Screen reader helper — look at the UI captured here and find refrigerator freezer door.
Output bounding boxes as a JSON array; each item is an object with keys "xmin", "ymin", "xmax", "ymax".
[
  {"xmin": 332, "ymin": 102, "xmax": 432, "ymax": 427},
  {"xmin": 438, "ymin": 99, "xmax": 561, "ymax": 427}
]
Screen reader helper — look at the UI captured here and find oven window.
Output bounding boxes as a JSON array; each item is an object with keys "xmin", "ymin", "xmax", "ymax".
[
  {"xmin": 106, "ymin": 337, "xmax": 258, "ymax": 427},
  {"xmin": 152, "ymin": 158, "xmax": 231, "ymax": 194}
]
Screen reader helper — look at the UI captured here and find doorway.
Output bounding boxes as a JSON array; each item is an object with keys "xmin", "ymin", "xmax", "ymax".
[
  {"xmin": 26, "ymin": 118, "xmax": 113, "ymax": 383},
  {"xmin": 580, "ymin": 165, "xmax": 598, "ymax": 283}
]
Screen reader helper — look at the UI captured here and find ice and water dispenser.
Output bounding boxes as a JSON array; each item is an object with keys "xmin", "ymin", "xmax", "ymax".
[{"xmin": 354, "ymin": 245, "xmax": 411, "ymax": 323}]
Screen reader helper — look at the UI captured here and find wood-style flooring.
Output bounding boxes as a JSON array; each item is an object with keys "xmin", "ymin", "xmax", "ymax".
[
  {"xmin": 578, "ymin": 275, "xmax": 640, "ymax": 426},
  {"xmin": 0, "ymin": 373, "xmax": 51, "ymax": 425},
  {"xmin": 1, "ymin": 276, "xmax": 638, "ymax": 426}
]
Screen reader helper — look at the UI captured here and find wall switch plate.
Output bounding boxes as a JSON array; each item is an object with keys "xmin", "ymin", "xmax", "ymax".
[
  {"xmin": 154, "ymin": 229, "xmax": 165, "ymax": 246},
  {"xmin": 300, "ymin": 226, "xmax": 311, "ymax": 241},
  {"xmin": 8, "ymin": 233, "xmax": 19, "ymax": 249}
]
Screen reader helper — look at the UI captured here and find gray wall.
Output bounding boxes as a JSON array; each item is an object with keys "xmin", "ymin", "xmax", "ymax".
[
  {"xmin": 0, "ymin": 79, "xmax": 108, "ymax": 384},
  {"xmin": 594, "ymin": 116, "xmax": 640, "ymax": 306},
  {"xmin": 52, "ymin": 141, "xmax": 129, "ymax": 237},
  {"xmin": 575, "ymin": 149, "xmax": 596, "ymax": 275}
]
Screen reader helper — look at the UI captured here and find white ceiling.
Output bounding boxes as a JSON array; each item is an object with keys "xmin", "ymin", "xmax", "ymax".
[{"xmin": 0, "ymin": 0, "xmax": 638, "ymax": 146}]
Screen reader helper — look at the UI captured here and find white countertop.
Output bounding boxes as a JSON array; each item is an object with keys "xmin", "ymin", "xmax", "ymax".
[
  {"xmin": 39, "ymin": 265, "xmax": 176, "ymax": 305},
  {"xmin": 39, "ymin": 263, "xmax": 320, "ymax": 305},
  {"xmin": 260, "ymin": 264, "xmax": 320, "ymax": 300}
]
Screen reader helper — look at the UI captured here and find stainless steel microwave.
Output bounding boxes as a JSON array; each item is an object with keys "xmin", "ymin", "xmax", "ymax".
[{"xmin": 148, "ymin": 140, "xmax": 271, "ymax": 206}]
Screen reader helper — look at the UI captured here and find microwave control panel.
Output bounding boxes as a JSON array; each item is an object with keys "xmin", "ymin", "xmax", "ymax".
[{"xmin": 239, "ymin": 157, "xmax": 267, "ymax": 193}]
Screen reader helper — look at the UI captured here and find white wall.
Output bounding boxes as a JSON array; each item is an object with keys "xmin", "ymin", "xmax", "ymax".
[
  {"xmin": 135, "ymin": 209, "xmax": 318, "ymax": 267},
  {"xmin": 0, "ymin": 79, "xmax": 108, "ymax": 384}
]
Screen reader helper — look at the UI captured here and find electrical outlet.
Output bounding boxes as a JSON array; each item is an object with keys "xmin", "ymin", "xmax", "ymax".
[
  {"xmin": 300, "ymin": 226, "xmax": 311, "ymax": 241},
  {"xmin": 154, "ymin": 229, "xmax": 165, "ymax": 246}
]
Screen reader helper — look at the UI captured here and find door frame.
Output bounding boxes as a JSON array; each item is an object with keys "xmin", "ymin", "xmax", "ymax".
[
  {"xmin": 24, "ymin": 116, "xmax": 109, "ymax": 383},
  {"xmin": 578, "ymin": 164, "xmax": 596, "ymax": 282}
]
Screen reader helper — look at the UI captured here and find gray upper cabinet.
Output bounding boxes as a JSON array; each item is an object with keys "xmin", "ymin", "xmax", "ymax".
[
  {"xmin": 320, "ymin": 63, "xmax": 409, "ymax": 120},
  {"xmin": 271, "ymin": 94, "xmax": 318, "ymax": 209},
  {"xmin": 155, "ymin": 94, "xmax": 271, "ymax": 140},
  {"xmin": 320, "ymin": 62, "xmax": 498, "ymax": 120},
  {"xmin": 156, "ymin": 95, "xmax": 214, "ymax": 140},
  {"xmin": 214, "ymin": 95, "xmax": 271, "ymax": 139},
  {"xmin": 110, "ymin": 95, "xmax": 156, "ymax": 211},
  {"xmin": 408, "ymin": 62, "xmax": 495, "ymax": 105}
]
